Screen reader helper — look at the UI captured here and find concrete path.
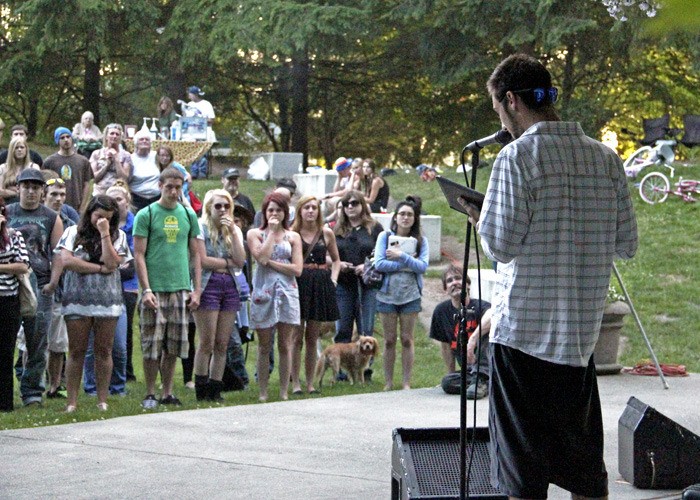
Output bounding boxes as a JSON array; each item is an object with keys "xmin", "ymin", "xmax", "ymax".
[{"xmin": 1, "ymin": 373, "xmax": 698, "ymax": 499}]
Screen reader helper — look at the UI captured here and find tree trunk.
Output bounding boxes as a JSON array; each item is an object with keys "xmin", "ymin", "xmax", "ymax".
[
  {"xmin": 84, "ymin": 56, "xmax": 102, "ymax": 126},
  {"xmin": 27, "ymin": 96, "xmax": 39, "ymax": 139},
  {"xmin": 290, "ymin": 51, "xmax": 309, "ymax": 171}
]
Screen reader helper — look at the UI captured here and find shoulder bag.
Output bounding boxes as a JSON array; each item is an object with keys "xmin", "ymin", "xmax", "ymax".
[{"xmin": 18, "ymin": 273, "xmax": 37, "ymax": 317}]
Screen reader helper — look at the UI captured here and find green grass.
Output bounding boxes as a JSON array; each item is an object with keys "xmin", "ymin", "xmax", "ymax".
[{"xmin": 4, "ymin": 159, "xmax": 698, "ymax": 429}]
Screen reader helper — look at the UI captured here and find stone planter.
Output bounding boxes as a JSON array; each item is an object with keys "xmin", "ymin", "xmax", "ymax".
[{"xmin": 594, "ymin": 300, "xmax": 631, "ymax": 375}]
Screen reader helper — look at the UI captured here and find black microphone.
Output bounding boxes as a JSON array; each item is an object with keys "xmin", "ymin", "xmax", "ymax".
[{"xmin": 465, "ymin": 129, "xmax": 513, "ymax": 152}]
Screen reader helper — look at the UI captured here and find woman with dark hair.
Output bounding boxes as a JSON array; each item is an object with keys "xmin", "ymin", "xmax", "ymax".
[
  {"xmin": 373, "ymin": 199, "xmax": 428, "ymax": 390},
  {"xmin": 0, "ymin": 198, "xmax": 30, "ymax": 412},
  {"xmin": 58, "ymin": 195, "xmax": 132, "ymax": 412},
  {"xmin": 0, "ymin": 138, "xmax": 40, "ymax": 204},
  {"xmin": 247, "ymin": 192, "xmax": 303, "ymax": 402},
  {"xmin": 360, "ymin": 159, "xmax": 390, "ymax": 213},
  {"xmin": 192, "ymin": 189, "xmax": 245, "ymax": 402},
  {"xmin": 334, "ymin": 191, "xmax": 383, "ymax": 344},
  {"xmin": 290, "ymin": 195, "xmax": 340, "ymax": 395},
  {"xmin": 155, "ymin": 145, "xmax": 192, "ymax": 206},
  {"xmin": 156, "ymin": 97, "xmax": 178, "ymax": 132}
]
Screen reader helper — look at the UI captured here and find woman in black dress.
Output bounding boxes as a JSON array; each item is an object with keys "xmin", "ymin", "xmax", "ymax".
[{"xmin": 290, "ymin": 195, "xmax": 340, "ymax": 394}]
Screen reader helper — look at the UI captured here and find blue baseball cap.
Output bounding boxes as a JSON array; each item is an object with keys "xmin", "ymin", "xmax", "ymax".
[{"xmin": 188, "ymin": 86, "xmax": 205, "ymax": 96}]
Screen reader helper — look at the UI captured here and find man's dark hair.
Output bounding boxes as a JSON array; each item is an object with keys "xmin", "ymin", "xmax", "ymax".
[
  {"xmin": 442, "ymin": 264, "xmax": 470, "ymax": 290},
  {"xmin": 159, "ymin": 166, "xmax": 185, "ymax": 183},
  {"xmin": 276, "ymin": 178, "xmax": 297, "ymax": 195},
  {"xmin": 487, "ymin": 54, "xmax": 555, "ymax": 111},
  {"xmin": 11, "ymin": 124, "xmax": 28, "ymax": 135}
]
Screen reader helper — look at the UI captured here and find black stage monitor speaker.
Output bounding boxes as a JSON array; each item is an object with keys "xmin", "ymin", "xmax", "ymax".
[
  {"xmin": 619, "ymin": 396, "xmax": 700, "ymax": 489},
  {"xmin": 391, "ymin": 427, "xmax": 506, "ymax": 499}
]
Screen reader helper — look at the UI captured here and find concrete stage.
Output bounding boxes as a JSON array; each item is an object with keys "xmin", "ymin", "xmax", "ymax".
[{"xmin": 1, "ymin": 372, "xmax": 698, "ymax": 499}]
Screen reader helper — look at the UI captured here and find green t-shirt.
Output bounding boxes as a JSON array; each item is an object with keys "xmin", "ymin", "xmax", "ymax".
[{"xmin": 133, "ymin": 202, "xmax": 200, "ymax": 292}]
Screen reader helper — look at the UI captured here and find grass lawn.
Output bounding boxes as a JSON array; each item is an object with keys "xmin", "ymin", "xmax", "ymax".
[{"xmin": 3, "ymin": 154, "xmax": 698, "ymax": 430}]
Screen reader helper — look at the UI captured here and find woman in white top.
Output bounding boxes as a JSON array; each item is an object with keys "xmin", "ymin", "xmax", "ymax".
[
  {"xmin": 89, "ymin": 124, "xmax": 132, "ymax": 196},
  {"xmin": 58, "ymin": 195, "xmax": 131, "ymax": 412}
]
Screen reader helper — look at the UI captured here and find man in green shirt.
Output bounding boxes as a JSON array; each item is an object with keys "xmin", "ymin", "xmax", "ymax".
[{"xmin": 133, "ymin": 167, "xmax": 201, "ymax": 409}]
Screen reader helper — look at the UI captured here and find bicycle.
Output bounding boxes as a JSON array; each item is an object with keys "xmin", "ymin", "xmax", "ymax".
[
  {"xmin": 638, "ymin": 165, "xmax": 700, "ymax": 204},
  {"xmin": 623, "ymin": 132, "xmax": 679, "ymax": 179}
]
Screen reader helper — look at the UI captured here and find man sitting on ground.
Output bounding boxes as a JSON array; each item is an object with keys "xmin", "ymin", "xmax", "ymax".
[{"xmin": 429, "ymin": 265, "xmax": 491, "ymax": 399}]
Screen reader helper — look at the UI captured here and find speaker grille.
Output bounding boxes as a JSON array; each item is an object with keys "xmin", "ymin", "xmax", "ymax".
[{"xmin": 407, "ymin": 438, "xmax": 499, "ymax": 497}]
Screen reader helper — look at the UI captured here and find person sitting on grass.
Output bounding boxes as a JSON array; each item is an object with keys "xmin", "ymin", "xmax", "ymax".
[{"xmin": 429, "ymin": 265, "xmax": 491, "ymax": 399}]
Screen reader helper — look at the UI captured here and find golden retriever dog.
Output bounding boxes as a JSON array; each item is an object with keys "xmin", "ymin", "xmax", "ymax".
[{"xmin": 315, "ymin": 336, "xmax": 379, "ymax": 387}]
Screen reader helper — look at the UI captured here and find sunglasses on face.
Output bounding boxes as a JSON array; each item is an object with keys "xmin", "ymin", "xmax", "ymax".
[
  {"xmin": 343, "ymin": 200, "xmax": 361, "ymax": 208},
  {"xmin": 46, "ymin": 178, "xmax": 65, "ymax": 186},
  {"xmin": 214, "ymin": 203, "xmax": 231, "ymax": 210}
]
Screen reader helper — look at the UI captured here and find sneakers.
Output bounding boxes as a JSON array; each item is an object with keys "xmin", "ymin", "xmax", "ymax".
[
  {"xmin": 141, "ymin": 394, "xmax": 159, "ymax": 409},
  {"xmin": 159, "ymin": 394, "xmax": 182, "ymax": 406},
  {"xmin": 466, "ymin": 378, "xmax": 488, "ymax": 400}
]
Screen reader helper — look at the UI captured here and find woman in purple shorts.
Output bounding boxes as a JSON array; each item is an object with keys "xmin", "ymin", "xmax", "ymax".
[{"xmin": 192, "ymin": 189, "xmax": 245, "ymax": 402}]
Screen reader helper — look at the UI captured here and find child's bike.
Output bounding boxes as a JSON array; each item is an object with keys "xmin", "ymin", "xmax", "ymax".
[{"xmin": 638, "ymin": 166, "xmax": 700, "ymax": 204}]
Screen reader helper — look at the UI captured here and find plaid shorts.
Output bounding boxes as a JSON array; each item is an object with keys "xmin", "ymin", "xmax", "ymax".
[{"xmin": 139, "ymin": 291, "xmax": 190, "ymax": 360}]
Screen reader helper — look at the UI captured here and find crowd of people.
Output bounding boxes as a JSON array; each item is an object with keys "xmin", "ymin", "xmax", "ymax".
[
  {"xmin": 3, "ymin": 54, "xmax": 641, "ymax": 496},
  {"xmin": 1, "ymin": 108, "xmax": 481, "ymax": 415}
]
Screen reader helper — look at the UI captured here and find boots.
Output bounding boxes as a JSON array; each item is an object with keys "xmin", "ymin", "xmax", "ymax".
[
  {"xmin": 208, "ymin": 379, "xmax": 224, "ymax": 402},
  {"xmin": 194, "ymin": 375, "xmax": 210, "ymax": 401}
]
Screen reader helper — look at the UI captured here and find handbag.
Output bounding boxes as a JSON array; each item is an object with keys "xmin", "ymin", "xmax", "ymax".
[
  {"xmin": 361, "ymin": 253, "xmax": 384, "ymax": 289},
  {"xmin": 18, "ymin": 272, "xmax": 37, "ymax": 317},
  {"xmin": 188, "ymin": 190, "xmax": 203, "ymax": 215}
]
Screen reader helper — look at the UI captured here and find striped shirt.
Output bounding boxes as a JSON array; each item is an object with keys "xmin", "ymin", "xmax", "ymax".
[
  {"xmin": 0, "ymin": 231, "xmax": 30, "ymax": 296},
  {"xmin": 478, "ymin": 121, "xmax": 638, "ymax": 367}
]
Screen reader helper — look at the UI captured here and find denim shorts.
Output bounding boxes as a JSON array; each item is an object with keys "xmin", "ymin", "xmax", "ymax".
[
  {"xmin": 199, "ymin": 273, "xmax": 240, "ymax": 312},
  {"xmin": 376, "ymin": 297, "xmax": 421, "ymax": 314}
]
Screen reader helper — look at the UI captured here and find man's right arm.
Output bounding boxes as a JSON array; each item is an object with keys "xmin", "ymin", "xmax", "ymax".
[{"xmin": 134, "ymin": 235, "xmax": 157, "ymax": 309}]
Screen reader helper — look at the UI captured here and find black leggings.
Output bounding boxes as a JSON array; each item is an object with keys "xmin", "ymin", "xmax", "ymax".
[{"xmin": 0, "ymin": 295, "xmax": 22, "ymax": 412}]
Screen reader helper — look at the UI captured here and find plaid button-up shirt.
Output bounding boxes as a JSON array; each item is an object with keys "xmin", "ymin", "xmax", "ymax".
[{"xmin": 478, "ymin": 121, "xmax": 637, "ymax": 366}]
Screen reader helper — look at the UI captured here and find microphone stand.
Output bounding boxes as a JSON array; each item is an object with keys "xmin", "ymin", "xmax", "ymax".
[{"xmin": 455, "ymin": 144, "xmax": 483, "ymax": 500}]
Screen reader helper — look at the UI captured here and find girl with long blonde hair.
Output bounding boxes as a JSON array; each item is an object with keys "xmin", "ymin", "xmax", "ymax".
[
  {"xmin": 192, "ymin": 189, "xmax": 246, "ymax": 402},
  {"xmin": 0, "ymin": 138, "xmax": 40, "ymax": 203}
]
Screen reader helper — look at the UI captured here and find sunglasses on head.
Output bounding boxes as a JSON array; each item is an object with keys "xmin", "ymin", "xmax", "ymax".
[
  {"xmin": 46, "ymin": 178, "xmax": 65, "ymax": 186},
  {"xmin": 343, "ymin": 200, "xmax": 361, "ymax": 208},
  {"xmin": 214, "ymin": 203, "xmax": 231, "ymax": 210}
]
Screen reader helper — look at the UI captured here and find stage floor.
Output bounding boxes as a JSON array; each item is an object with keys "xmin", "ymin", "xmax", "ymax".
[{"xmin": 1, "ymin": 373, "xmax": 698, "ymax": 499}]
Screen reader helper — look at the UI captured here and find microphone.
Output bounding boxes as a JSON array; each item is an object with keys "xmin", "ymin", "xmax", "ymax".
[{"xmin": 465, "ymin": 129, "xmax": 513, "ymax": 152}]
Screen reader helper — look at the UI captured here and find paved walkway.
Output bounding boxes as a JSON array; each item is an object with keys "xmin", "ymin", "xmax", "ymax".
[{"xmin": 1, "ymin": 372, "xmax": 698, "ymax": 499}]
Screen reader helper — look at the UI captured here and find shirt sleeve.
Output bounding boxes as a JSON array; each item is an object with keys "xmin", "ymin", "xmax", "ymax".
[{"xmin": 478, "ymin": 151, "xmax": 531, "ymax": 263}]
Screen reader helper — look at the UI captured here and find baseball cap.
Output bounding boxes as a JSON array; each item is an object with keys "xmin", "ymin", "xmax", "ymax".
[
  {"xmin": 222, "ymin": 168, "xmax": 240, "ymax": 179},
  {"xmin": 17, "ymin": 169, "xmax": 46, "ymax": 184},
  {"xmin": 333, "ymin": 157, "xmax": 353, "ymax": 172},
  {"xmin": 188, "ymin": 86, "xmax": 205, "ymax": 96},
  {"xmin": 275, "ymin": 178, "xmax": 297, "ymax": 194},
  {"xmin": 233, "ymin": 201, "xmax": 254, "ymax": 226}
]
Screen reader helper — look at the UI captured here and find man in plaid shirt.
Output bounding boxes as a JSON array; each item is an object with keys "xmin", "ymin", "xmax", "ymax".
[{"xmin": 469, "ymin": 54, "xmax": 637, "ymax": 500}]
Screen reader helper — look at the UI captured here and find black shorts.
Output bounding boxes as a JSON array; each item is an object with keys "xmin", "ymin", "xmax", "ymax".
[{"xmin": 488, "ymin": 343, "xmax": 608, "ymax": 499}]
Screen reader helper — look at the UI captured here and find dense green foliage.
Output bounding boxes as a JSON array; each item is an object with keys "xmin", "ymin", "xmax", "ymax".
[{"xmin": 1, "ymin": 0, "xmax": 698, "ymax": 167}]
